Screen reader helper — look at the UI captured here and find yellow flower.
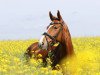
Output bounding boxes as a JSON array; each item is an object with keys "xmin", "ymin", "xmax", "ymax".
[
  {"xmin": 0, "ymin": 37, "xmax": 100, "ymax": 75},
  {"xmin": 13, "ymin": 57, "xmax": 20, "ymax": 63},
  {"xmin": 37, "ymin": 59, "xmax": 43, "ymax": 63},
  {"xmin": 37, "ymin": 54, "xmax": 42, "ymax": 58},
  {"xmin": 51, "ymin": 70, "xmax": 58, "ymax": 75}
]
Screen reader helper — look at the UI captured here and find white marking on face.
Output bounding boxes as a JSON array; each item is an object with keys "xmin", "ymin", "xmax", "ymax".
[
  {"xmin": 39, "ymin": 35, "xmax": 48, "ymax": 50},
  {"xmin": 39, "ymin": 36, "xmax": 44, "ymax": 44},
  {"xmin": 39, "ymin": 25, "xmax": 53, "ymax": 50}
]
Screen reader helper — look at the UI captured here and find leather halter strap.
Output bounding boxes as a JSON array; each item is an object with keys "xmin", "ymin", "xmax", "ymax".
[
  {"xmin": 43, "ymin": 32, "xmax": 55, "ymax": 41},
  {"xmin": 43, "ymin": 22, "xmax": 63, "ymax": 42}
]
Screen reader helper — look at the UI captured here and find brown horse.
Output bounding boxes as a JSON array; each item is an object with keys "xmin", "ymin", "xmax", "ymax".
[
  {"xmin": 38, "ymin": 10, "xmax": 75, "ymax": 67},
  {"xmin": 25, "ymin": 10, "xmax": 75, "ymax": 68}
]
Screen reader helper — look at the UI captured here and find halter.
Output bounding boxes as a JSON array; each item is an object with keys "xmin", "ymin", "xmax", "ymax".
[{"xmin": 42, "ymin": 21, "xmax": 64, "ymax": 47}]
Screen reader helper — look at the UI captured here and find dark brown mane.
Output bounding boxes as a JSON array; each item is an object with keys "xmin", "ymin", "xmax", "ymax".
[
  {"xmin": 51, "ymin": 43, "xmax": 66, "ymax": 67},
  {"xmin": 61, "ymin": 22, "xmax": 74, "ymax": 56}
]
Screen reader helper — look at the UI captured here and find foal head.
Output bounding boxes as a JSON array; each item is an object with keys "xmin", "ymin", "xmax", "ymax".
[{"xmin": 39, "ymin": 10, "xmax": 64, "ymax": 50}]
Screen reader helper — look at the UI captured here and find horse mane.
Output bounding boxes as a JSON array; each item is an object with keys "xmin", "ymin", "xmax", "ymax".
[
  {"xmin": 61, "ymin": 22, "xmax": 74, "ymax": 56},
  {"xmin": 51, "ymin": 43, "xmax": 66, "ymax": 67}
]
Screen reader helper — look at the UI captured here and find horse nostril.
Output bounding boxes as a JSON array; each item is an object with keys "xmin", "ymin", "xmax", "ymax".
[{"xmin": 42, "ymin": 42, "xmax": 44, "ymax": 45}]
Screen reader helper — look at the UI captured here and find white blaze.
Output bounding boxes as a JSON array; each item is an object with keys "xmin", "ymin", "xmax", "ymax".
[
  {"xmin": 39, "ymin": 35, "xmax": 48, "ymax": 50},
  {"xmin": 39, "ymin": 25, "xmax": 53, "ymax": 50}
]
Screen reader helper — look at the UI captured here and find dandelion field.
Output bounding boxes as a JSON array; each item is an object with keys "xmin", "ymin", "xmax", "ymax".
[{"xmin": 0, "ymin": 37, "xmax": 100, "ymax": 75}]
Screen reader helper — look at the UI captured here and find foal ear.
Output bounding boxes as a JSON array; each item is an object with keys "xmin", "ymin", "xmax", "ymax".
[
  {"xmin": 57, "ymin": 10, "xmax": 62, "ymax": 21},
  {"xmin": 49, "ymin": 11, "xmax": 54, "ymax": 21}
]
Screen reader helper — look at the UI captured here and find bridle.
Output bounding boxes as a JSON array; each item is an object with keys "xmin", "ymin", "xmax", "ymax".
[{"xmin": 42, "ymin": 21, "xmax": 64, "ymax": 48}]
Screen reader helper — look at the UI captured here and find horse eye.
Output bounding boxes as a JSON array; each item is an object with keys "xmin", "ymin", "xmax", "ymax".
[{"xmin": 54, "ymin": 26, "xmax": 57, "ymax": 29}]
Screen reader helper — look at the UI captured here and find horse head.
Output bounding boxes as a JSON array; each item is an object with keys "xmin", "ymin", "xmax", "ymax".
[{"xmin": 38, "ymin": 10, "xmax": 64, "ymax": 50}]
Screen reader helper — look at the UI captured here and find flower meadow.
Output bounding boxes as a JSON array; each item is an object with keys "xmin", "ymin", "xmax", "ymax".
[{"xmin": 0, "ymin": 37, "xmax": 100, "ymax": 75}]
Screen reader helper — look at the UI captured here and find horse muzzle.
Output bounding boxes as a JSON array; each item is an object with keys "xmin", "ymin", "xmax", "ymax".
[{"xmin": 38, "ymin": 35, "xmax": 48, "ymax": 50}]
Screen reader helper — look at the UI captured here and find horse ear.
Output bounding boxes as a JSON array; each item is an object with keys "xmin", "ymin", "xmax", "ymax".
[
  {"xmin": 49, "ymin": 11, "xmax": 54, "ymax": 21},
  {"xmin": 57, "ymin": 10, "xmax": 62, "ymax": 21}
]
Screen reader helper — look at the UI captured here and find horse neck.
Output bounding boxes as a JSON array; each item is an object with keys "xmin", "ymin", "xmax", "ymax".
[{"xmin": 61, "ymin": 23, "xmax": 75, "ymax": 56}]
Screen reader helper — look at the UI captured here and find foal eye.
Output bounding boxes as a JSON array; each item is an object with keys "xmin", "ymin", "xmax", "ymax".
[{"xmin": 54, "ymin": 26, "xmax": 57, "ymax": 29}]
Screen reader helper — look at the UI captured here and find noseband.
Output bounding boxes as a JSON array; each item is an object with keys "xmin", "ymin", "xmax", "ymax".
[{"xmin": 42, "ymin": 22, "xmax": 63, "ymax": 47}]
